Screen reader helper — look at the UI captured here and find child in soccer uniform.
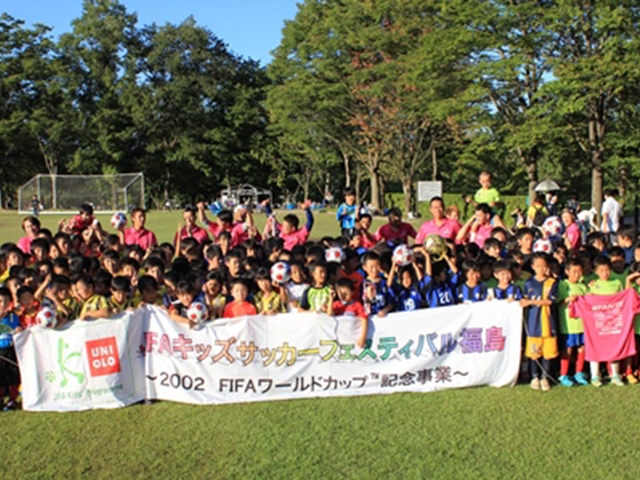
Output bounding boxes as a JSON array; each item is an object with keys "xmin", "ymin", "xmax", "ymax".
[
  {"xmin": 608, "ymin": 246, "xmax": 629, "ymax": 286},
  {"xmin": 137, "ymin": 275, "xmax": 163, "ymax": 307},
  {"xmin": 254, "ymin": 268, "xmax": 286, "ymax": 314},
  {"xmin": 387, "ymin": 259, "xmax": 423, "ymax": 312},
  {"xmin": 331, "ymin": 278, "xmax": 368, "ymax": 348},
  {"xmin": 202, "ymin": 270, "xmax": 226, "ymax": 319},
  {"xmin": 300, "ymin": 262, "xmax": 332, "ymax": 313},
  {"xmin": 108, "ymin": 276, "xmax": 134, "ymax": 315},
  {"xmin": 420, "ymin": 250, "xmax": 459, "ymax": 308},
  {"xmin": 489, "ymin": 260, "xmax": 523, "ymax": 301},
  {"xmin": 17, "ymin": 286, "xmax": 40, "ymax": 329},
  {"xmin": 589, "ymin": 255, "xmax": 624, "ymax": 386},
  {"xmin": 169, "ymin": 280, "xmax": 208, "ymax": 326},
  {"xmin": 336, "ymin": 187, "xmax": 358, "ymax": 238},
  {"xmin": 69, "ymin": 203, "xmax": 96, "ymax": 236},
  {"xmin": 521, "ymin": 253, "xmax": 558, "ymax": 392},
  {"xmin": 283, "ymin": 261, "xmax": 309, "ymax": 312},
  {"xmin": 75, "ymin": 275, "xmax": 109, "ymax": 320},
  {"xmin": 457, "ymin": 260, "xmax": 488, "ymax": 303},
  {"xmin": 223, "ymin": 279, "xmax": 257, "ymax": 318},
  {"xmin": 626, "ymin": 264, "xmax": 640, "ymax": 382},
  {"xmin": 474, "ymin": 171, "xmax": 501, "ymax": 208},
  {"xmin": 557, "ymin": 258, "xmax": 590, "ymax": 387},
  {"xmin": 360, "ymin": 252, "xmax": 394, "ymax": 317},
  {"xmin": 0, "ymin": 287, "xmax": 20, "ymax": 409}
]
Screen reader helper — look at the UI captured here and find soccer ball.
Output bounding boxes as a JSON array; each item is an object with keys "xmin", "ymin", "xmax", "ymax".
[
  {"xmin": 392, "ymin": 244, "xmax": 413, "ymax": 266},
  {"xmin": 187, "ymin": 302, "xmax": 207, "ymax": 324},
  {"xmin": 270, "ymin": 261, "xmax": 291, "ymax": 284},
  {"xmin": 423, "ymin": 234, "xmax": 448, "ymax": 260},
  {"xmin": 36, "ymin": 306, "xmax": 57, "ymax": 329},
  {"xmin": 542, "ymin": 216, "xmax": 563, "ymax": 237},
  {"xmin": 533, "ymin": 238, "xmax": 553, "ymax": 254},
  {"xmin": 325, "ymin": 247, "xmax": 345, "ymax": 263},
  {"xmin": 110, "ymin": 212, "xmax": 127, "ymax": 230}
]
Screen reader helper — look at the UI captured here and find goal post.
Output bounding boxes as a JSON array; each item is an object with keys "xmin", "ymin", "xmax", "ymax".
[{"xmin": 18, "ymin": 173, "xmax": 145, "ymax": 214}]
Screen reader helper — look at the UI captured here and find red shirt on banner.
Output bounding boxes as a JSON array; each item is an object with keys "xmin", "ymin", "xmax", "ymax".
[{"xmin": 569, "ymin": 290, "xmax": 639, "ymax": 362}]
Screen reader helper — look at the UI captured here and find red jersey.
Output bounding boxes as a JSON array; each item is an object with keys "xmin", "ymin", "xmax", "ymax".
[
  {"xmin": 332, "ymin": 300, "xmax": 367, "ymax": 318},
  {"xmin": 223, "ymin": 301, "xmax": 258, "ymax": 318},
  {"xmin": 374, "ymin": 222, "xmax": 417, "ymax": 244}
]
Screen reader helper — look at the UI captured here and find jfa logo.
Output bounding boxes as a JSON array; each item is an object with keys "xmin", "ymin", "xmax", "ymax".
[{"xmin": 85, "ymin": 337, "xmax": 120, "ymax": 377}]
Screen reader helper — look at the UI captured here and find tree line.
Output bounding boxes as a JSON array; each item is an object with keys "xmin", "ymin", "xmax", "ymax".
[{"xmin": 2, "ymin": 0, "xmax": 640, "ymax": 214}]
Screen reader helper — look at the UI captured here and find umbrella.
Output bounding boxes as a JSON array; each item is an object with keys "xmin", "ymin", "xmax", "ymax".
[{"xmin": 535, "ymin": 179, "xmax": 560, "ymax": 192}]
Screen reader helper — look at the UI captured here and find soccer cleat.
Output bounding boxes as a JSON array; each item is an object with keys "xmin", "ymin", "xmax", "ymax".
[
  {"xmin": 626, "ymin": 374, "xmax": 639, "ymax": 385},
  {"xmin": 559, "ymin": 375, "xmax": 574, "ymax": 387},
  {"xmin": 591, "ymin": 376, "xmax": 603, "ymax": 388},
  {"xmin": 530, "ymin": 378, "xmax": 541, "ymax": 390},
  {"xmin": 540, "ymin": 378, "xmax": 551, "ymax": 392},
  {"xmin": 611, "ymin": 375, "xmax": 624, "ymax": 387},
  {"xmin": 574, "ymin": 372, "xmax": 589, "ymax": 386}
]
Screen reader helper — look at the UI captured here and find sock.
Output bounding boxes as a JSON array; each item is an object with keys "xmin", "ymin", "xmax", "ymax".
[
  {"xmin": 611, "ymin": 362, "xmax": 620, "ymax": 377},
  {"xmin": 8, "ymin": 386, "xmax": 18, "ymax": 402},
  {"xmin": 530, "ymin": 359, "xmax": 540, "ymax": 379},
  {"xmin": 541, "ymin": 358, "xmax": 551, "ymax": 380},
  {"xmin": 576, "ymin": 351, "xmax": 585, "ymax": 374},
  {"xmin": 590, "ymin": 361, "xmax": 600, "ymax": 378},
  {"xmin": 560, "ymin": 353, "xmax": 570, "ymax": 376},
  {"xmin": 626, "ymin": 358, "xmax": 634, "ymax": 376}
]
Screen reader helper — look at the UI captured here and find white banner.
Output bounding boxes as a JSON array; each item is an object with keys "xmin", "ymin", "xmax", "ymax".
[
  {"xmin": 14, "ymin": 311, "xmax": 145, "ymax": 412},
  {"xmin": 16, "ymin": 301, "xmax": 522, "ymax": 411}
]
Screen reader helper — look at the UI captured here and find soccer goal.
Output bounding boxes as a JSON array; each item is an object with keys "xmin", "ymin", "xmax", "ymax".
[{"xmin": 18, "ymin": 173, "xmax": 145, "ymax": 214}]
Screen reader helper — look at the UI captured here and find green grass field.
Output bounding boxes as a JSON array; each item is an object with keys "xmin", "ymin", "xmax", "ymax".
[{"xmin": 2, "ymin": 210, "xmax": 640, "ymax": 478}]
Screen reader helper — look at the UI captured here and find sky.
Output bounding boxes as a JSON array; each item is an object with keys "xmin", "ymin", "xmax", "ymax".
[{"xmin": 3, "ymin": 0, "xmax": 300, "ymax": 65}]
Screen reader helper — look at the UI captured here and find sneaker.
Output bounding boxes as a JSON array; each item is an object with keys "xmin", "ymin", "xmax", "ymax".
[
  {"xmin": 627, "ymin": 374, "xmax": 639, "ymax": 385},
  {"xmin": 592, "ymin": 376, "xmax": 603, "ymax": 388},
  {"xmin": 574, "ymin": 372, "xmax": 589, "ymax": 386},
  {"xmin": 530, "ymin": 378, "xmax": 540, "ymax": 390},
  {"xmin": 611, "ymin": 375, "xmax": 625, "ymax": 387},
  {"xmin": 559, "ymin": 375, "xmax": 574, "ymax": 387},
  {"xmin": 540, "ymin": 378, "xmax": 551, "ymax": 392}
]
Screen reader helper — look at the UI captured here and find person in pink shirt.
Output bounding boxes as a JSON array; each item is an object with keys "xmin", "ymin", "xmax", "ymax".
[
  {"xmin": 374, "ymin": 208, "xmax": 417, "ymax": 245},
  {"xmin": 17, "ymin": 216, "xmax": 41, "ymax": 256},
  {"xmin": 263, "ymin": 199, "xmax": 314, "ymax": 251},
  {"xmin": 197, "ymin": 203, "xmax": 234, "ymax": 239},
  {"xmin": 174, "ymin": 207, "xmax": 209, "ymax": 247},
  {"xmin": 456, "ymin": 203, "xmax": 504, "ymax": 248},
  {"xmin": 229, "ymin": 205, "xmax": 261, "ymax": 246},
  {"xmin": 561, "ymin": 208, "xmax": 581, "ymax": 253},
  {"xmin": 415, "ymin": 197, "xmax": 461, "ymax": 244},
  {"xmin": 355, "ymin": 213, "xmax": 377, "ymax": 249},
  {"xmin": 120, "ymin": 208, "xmax": 157, "ymax": 251}
]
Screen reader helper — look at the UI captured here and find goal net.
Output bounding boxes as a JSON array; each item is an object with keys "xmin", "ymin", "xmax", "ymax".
[{"xmin": 18, "ymin": 173, "xmax": 145, "ymax": 214}]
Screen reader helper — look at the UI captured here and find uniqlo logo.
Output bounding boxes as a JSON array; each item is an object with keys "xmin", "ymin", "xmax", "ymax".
[{"xmin": 85, "ymin": 337, "xmax": 121, "ymax": 377}]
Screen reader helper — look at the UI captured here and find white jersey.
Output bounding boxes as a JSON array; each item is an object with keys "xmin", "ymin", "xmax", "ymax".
[{"xmin": 284, "ymin": 281, "xmax": 309, "ymax": 312}]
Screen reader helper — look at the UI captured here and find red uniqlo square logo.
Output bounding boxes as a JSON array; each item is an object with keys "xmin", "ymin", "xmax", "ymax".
[{"xmin": 86, "ymin": 337, "xmax": 121, "ymax": 377}]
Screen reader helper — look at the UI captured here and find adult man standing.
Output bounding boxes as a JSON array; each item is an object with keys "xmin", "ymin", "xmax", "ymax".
[
  {"xmin": 120, "ymin": 208, "xmax": 158, "ymax": 251},
  {"xmin": 601, "ymin": 189, "xmax": 622, "ymax": 242},
  {"xmin": 415, "ymin": 197, "xmax": 461, "ymax": 244}
]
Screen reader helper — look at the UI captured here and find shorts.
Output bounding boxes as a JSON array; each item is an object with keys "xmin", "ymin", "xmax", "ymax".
[
  {"xmin": 559, "ymin": 333, "xmax": 584, "ymax": 350},
  {"xmin": 0, "ymin": 347, "xmax": 20, "ymax": 388},
  {"xmin": 525, "ymin": 336, "xmax": 558, "ymax": 360}
]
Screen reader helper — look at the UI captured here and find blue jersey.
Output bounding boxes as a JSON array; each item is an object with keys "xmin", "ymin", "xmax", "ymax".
[
  {"xmin": 491, "ymin": 284, "xmax": 523, "ymax": 301},
  {"xmin": 0, "ymin": 312, "xmax": 19, "ymax": 349},
  {"xmin": 421, "ymin": 274, "xmax": 459, "ymax": 308},
  {"xmin": 523, "ymin": 277, "xmax": 558, "ymax": 337},
  {"xmin": 362, "ymin": 279, "xmax": 394, "ymax": 315},
  {"xmin": 391, "ymin": 283, "xmax": 423, "ymax": 312},
  {"xmin": 336, "ymin": 203, "xmax": 358, "ymax": 229},
  {"xmin": 456, "ymin": 283, "xmax": 488, "ymax": 303}
]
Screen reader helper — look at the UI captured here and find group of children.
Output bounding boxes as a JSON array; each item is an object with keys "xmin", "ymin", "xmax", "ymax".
[{"xmin": 0, "ymin": 175, "xmax": 638, "ymax": 409}]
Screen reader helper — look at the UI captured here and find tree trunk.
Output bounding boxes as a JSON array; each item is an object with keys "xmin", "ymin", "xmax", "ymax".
[
  {"xmin": 369, "ymin": 169, "xmax": 380, "ymax": 212},
  {"xmin": 402, "ymin": 178, "xmax": 412, "ymax": 216},
  {"xmin": 592, "ymin": 156, "xmax": 603, "ymax": 222},
  {"xmin": 355, "ymin": 164, "xmax": 362, "ymax": 203},
  {"xmin": 618, "ymin": 167, "xmax": 627, "ymax": 205},
  {"xmin": 303, "ymin": 170, "xmax": 310, "ymax": 202},
  {"xmin": 164, "ymin": 168, "xmax": 171, "ymax": 202},
  {"xmin": 343, "ymin": 153, "xmax": 351, "ymax": 187},
  {"xmin": 526, "ymin": 161, "xmax": 537, "ymax": 204},
  {"xmin": 50, "ymin": 174, "xmax": 58, "ymax": 209},
  {"xmin": 432, "ymin": 147, "xmax": 438, "ymax": 181}
]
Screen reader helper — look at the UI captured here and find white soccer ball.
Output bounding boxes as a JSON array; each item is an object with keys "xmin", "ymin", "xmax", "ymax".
[
  {"xmin": 36, "ymin": 306, "xmax": 57, "ymax": 329},
  {"xmin": 392, "ymin": 244, "xmax": 413, "ymax": 266},
  {"xmin": 325, "ymin": 247, "xmax": 345, "ymax": 263},
  {"xmin": 270, "ymin": 261, "xmax": 291, "ymax": 284},
  {"xmin": 533, "ymin": 238, "xmax": 553, "ymax": 254},
  {"xmin": 110, "ymin": 212, "xmax": 127, "ymax": 230},
  {"xmin": 542, "ymin": 216, "xmax": 563, "ymax": 237},
  {"xmin": 187, "ymin": 302, "xmax": 207, "ymax": 324}
]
